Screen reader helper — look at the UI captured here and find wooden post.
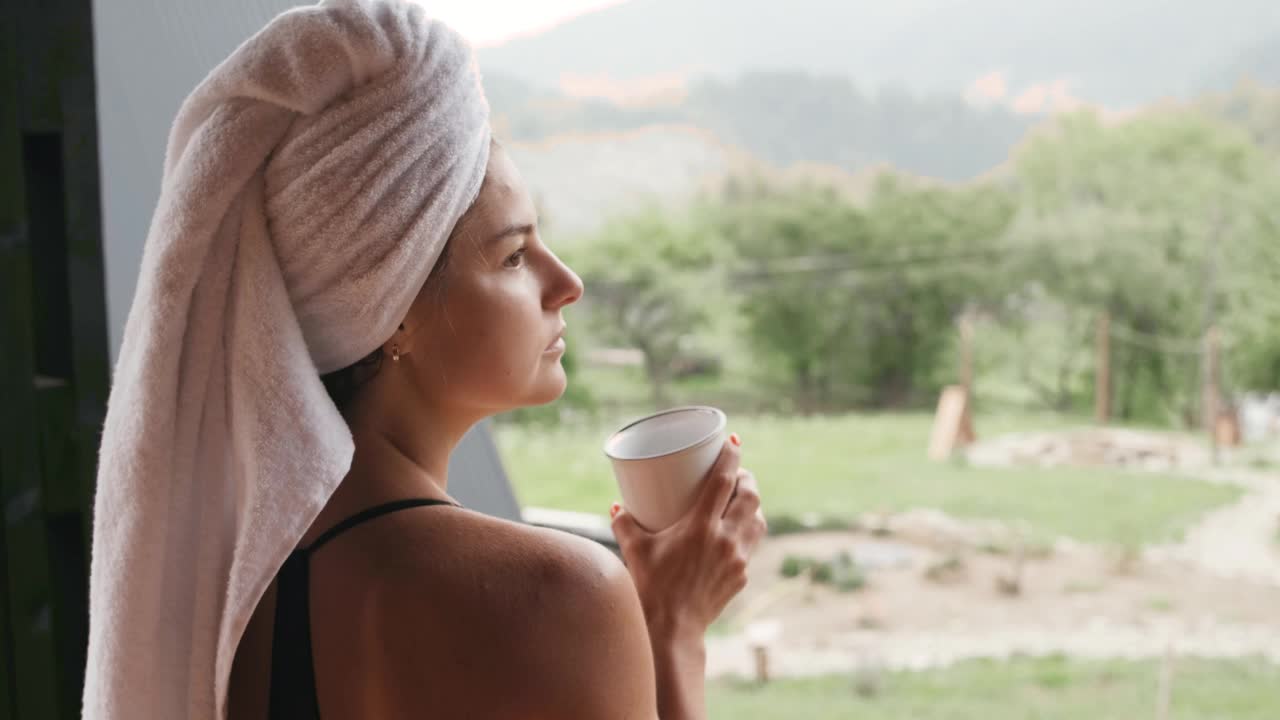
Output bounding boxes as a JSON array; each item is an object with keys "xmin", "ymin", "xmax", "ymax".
[
  {"xmin": 959, "ymin": 312, "xmax": 976, "ymax": 446},
  {"xmin": 928, "ymin": 310, "xmax": 978, "ymax": 461},
  {"xmin": 928, "ymin": 386, "xmax": 974, "ymax": 461},
  {"xmin": 1203, "ymin": 325, "xmax": 1220, "ymax": 464},
  {"xmin": 752, "ymin": 645, "xmax": 770, "ymax": 685},
  {"xmin": 1095, "ymin": 311, "xmax": 1111, "ymax": 424}
]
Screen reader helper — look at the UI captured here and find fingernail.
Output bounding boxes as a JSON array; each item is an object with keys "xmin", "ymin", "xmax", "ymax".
[
  {"xmin": 610, "ymin": 502, "xmax": 621, "ymax": 519},
  {"xmin": 729, "ymin": 432, "xmax": 741, "ymax": 447}
]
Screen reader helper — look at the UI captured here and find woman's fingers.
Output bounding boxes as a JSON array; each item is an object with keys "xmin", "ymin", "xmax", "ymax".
[
  {"xmin": 722, "ymin": 468, "xmax": 760, "ymax": 521},
  {"xmin": 723, "ymin": 468, "xmax": 766, "ymax": 556},
  {"xmin": 693, "ymin": 439, "xmax": 742, "ymax": 525},
  {"xmin": 744, "ymin": 507, "xmax": 768, "ymax": 551}
]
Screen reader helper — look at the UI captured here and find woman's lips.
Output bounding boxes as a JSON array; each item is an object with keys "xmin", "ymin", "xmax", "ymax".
[{"xmin": 545, "ymin": 326, "xmax": 566, "ymax": 352}]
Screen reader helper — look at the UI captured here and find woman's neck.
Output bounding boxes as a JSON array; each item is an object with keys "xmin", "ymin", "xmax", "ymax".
[{"xmin": 298, "ymin": 381, "xmax": 478, "ymax": 548}]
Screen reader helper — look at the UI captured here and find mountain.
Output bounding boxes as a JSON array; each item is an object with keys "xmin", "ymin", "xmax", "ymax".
[
  {"xmin": 479, "ymin": 0, "xmax": 1280, "ymax": 108},
  {"xmin": 486, "ymin": 70, "xmax": 1034, "ymax": 182},
  {"xmin": 506, "ymin": 125, "xmax": 750, "ymax": 240},
  {"xmin": 1200, "ymin": 82, "xmax": 1280, "ymax": 156},
  {"xmin": 486, "ymin": 0, "xmax": 1280, "ymax": 237},
  {"xmin": 1206, "ymin": 33, "xmax": 1280, "ymax": 90}
]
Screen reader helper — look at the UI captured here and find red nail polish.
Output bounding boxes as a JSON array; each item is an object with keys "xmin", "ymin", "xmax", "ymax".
[
  {"xmin": 610, "ymin": 503, "xmax": 621, "ymax": 519},
  {"xmin": 729, "ymin": 432, "xmax": 741, "ymax": 447}
]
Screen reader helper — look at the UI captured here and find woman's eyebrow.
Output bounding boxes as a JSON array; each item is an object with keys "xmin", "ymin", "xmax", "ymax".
[{"xmin": 490, "ymin": 222, "xmax": 536, "ymax": 243}]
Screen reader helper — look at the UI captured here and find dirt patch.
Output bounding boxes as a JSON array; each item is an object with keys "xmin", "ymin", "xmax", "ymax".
[
  {"xmin": 965, "ymin": 427, "xmax": 1211, "ymax": 472},
  {"xmin": 710, "ymin": 517, "xmax": 1280, "ymax": 676},
  {"xmin": 708, "ymin": 428, "xmax": 1280, "ymax": 678}
]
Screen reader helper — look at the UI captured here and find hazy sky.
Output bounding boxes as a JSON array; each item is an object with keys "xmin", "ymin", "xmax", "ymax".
[{"xmin": 425, "ymin": 0, "xmax": 627, "ymax": 47}]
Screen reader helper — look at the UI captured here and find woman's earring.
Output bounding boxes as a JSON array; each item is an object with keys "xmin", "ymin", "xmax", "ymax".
[{"xmin": 392, "ymin": 323, "xmax": 407, "ymax": 362}]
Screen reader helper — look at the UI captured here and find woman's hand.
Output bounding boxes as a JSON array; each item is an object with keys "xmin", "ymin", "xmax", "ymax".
[{"xmin": 609, "ymin": 435, "xmax": 767, "ymax": 640}]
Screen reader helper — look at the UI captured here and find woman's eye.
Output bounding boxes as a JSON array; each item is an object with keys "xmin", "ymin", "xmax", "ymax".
[{"xmin": 504, "ymin": 249, "xmax": 526, "ymax": 268}]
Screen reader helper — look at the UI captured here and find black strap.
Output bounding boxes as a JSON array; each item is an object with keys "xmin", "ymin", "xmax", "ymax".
[
  {"xmin": 270, "ymin": 551, "xmax": 319, "ymax": 719},
  {"xmin": 302, "ymin": 497, "xmax": 462, "ymax": 556},
  {"xmin": 270, "ymin": 497, "xmax": 461, "ymax": 719}
]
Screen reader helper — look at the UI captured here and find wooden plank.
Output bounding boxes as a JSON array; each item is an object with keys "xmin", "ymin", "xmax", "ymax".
[
  {"xmin": 0, "ymin": 0, "xmax": 30, "ymax": 715},
  {"xmin": 57, "ymin": 0, "xmax": 111, "ymax": 577},
  {"xmin": 0, "ymin": 333, "xmax": 60, "ymax": 720},
  {"xmin": 0, "ymin": 489, "xmax": 11, "ymax": 720},
  {"xmin": 44, "ymin": 511, "xmax": 87, "ymax": 720},
  {"xmin": 0, "ymin": 174, "xmax": 61, "ymax": 720},
  {"xmin": 37, "ymin": 382, "xmax": 89, "ymax": 720},
  {"xmin": 13, "ymin": 0, "xmax": 61, "ymax": 131},
  {"xmin": 0, "ymin": 3, "xmax": 65, "ymax": 715},
  {"xmin": 928, "ymin": 385, "xmax": 975, "ymax": 461},
  {"xmin": 0, "ymin": 470, "xmax": 60, "ymax": 720}
]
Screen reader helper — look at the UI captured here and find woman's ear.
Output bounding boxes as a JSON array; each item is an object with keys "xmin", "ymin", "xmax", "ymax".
[{"xmin": 383, "ymin": 320, "xmax": 411, "ymax": 357}]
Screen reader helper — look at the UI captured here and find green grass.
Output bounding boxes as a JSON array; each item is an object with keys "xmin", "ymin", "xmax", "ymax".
[
  {"xmin": 496, "ymin": 412, "xmax": 1242, "ymax": 547},
  {"xmin": 707, "ymin": 655, "xmax": 1280, "ymax": 720}
]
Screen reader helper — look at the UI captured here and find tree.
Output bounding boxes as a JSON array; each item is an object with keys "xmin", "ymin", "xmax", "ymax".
[
  {"xmin": 568, "ymin": 207, "xmax": 716, "ymax": 407},
  {"xmin": 713, "ymin": 173, "xmax": 1013, "ymax": 412},
  {"xmin": 712, "ymin": 180, "xmax": 870, "ymax": 412},
  {"xmin": 1004, "ymin": 109, "xmax": 1280, "ymax": 421}
]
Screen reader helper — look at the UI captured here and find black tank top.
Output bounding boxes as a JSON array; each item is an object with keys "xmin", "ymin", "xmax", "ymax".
[{"xmin": 268, "ymin": 498, "xmax": 462, "ymax": 719}]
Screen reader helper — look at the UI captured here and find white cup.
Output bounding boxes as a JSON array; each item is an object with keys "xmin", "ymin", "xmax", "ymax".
[{"xmin": 604, "ymin": 406, "xmax": 728, "ymax": 531}]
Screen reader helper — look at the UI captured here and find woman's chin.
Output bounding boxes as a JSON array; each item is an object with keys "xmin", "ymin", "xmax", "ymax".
[{"xmin": 524, "ymin": 367, "xmax": 568, "ymax": 406}]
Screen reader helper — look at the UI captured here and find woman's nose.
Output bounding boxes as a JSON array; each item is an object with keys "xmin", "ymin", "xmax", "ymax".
[{"xmin": 547, "ymin": 254, "xmax": 584, "ymax": 310}]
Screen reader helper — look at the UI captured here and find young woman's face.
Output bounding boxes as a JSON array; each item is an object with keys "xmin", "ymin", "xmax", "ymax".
[{"xmin": 400, "ymin": 144, "xmax": 583, "ymax": 417}]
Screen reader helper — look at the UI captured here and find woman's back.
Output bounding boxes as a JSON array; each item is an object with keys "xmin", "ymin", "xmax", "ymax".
[{"xmin": 227, "ymin": 501, "xmax": 657, "ymax": 720}]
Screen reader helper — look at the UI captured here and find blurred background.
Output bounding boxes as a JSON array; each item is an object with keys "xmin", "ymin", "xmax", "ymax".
[
  {"xmin": 2, "ymin": 0, "xmax": 1279, "ymax": 718},
  {"xmin": 470, "ymin": 1, "xmax": 1280, "ymax": 717}
]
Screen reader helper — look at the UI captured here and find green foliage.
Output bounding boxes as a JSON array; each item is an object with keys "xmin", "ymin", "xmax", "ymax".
[
  {"xmin": 565, "ymin": 206, "xmax": 722, "ymax": 407},
  {"xmin": 1002, "ymin": 109, "xmax": 1280, "ymax": 423},
  {"xmin": 788, "ymin": 550, "xmax": 868, "ymax": 590},
  {"xmin": 765, "ymin": 512, "xmax": 855, "ymax": 536},
  {"xmin": 831, "ymin": 551, "xmax": 867, "ymax": 592},
  {"xmin": 712, "ymin": 181, "xmax": 873, "ymax": 411},
  {"xmin": 808, "ymin": 560, "xmax": 834, "ymax": 584},
  {"xmin": 539, "ymin": 101, "xmax": 1280, "ymax": 423},
  {"xmin": 1202, "ymin": 80, "xmax": 1280, "ymax": 154},
  {"xmin": 779, "ymin": 554, "xmax": 810, "ymax": 578},
  {"xmin": 707, "ymin": 656, "xmax": 1280, "ymax": 720},
  {"xmin": 707, "ymin": 174, "xmax": 1015, "ymax": 411}
]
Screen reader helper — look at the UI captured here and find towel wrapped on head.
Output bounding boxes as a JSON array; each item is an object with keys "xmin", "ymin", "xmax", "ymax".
[{"xmin": 84, "ymin": 1, "xmax": 491, "ymax": 717}]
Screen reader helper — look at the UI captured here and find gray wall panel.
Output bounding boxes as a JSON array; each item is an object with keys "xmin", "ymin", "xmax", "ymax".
[{"xmin": 89, "ymin": 0, "xmax": 520, "ymax": 519}]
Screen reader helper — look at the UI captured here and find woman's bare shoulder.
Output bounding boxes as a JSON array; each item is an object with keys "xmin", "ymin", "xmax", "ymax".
[
  {"xmin": 364, "ymin": 505, "xmax": 624, "ymax": 589},
  {"xmin": 380, "ymin": 507, "xmax": 636, "ymax": 632},
  {"xmin": 358, "ymin": 508, "xmax": 658, "ymax": 718}
]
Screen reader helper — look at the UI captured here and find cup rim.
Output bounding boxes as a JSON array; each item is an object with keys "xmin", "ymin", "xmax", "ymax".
[{"xmin": 603, "ymin": 405, "xmax": 727, "ymax": 462}]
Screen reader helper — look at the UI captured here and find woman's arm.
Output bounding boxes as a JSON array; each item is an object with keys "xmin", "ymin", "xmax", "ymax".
[{"xmin": 647, "ymin": 617, "xmax": 707, "ymax": 720}]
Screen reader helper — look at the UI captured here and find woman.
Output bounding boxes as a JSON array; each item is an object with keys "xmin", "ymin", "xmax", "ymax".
[
  {"xmin": 84, "ymin": 1, "xmax": 765, "ymax": 718},
  {"xmin": 227, "ymin": 137, "xmax": 765, "ymax": 719}
]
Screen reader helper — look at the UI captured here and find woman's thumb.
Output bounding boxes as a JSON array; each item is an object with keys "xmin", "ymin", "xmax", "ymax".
[{"xmin": 609, "ymin": 503, "xmax": 642, "ymax": 544}]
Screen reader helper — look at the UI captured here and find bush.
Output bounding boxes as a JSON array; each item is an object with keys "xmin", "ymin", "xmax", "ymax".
[
  {"xmin": 780, "ymin": 554, "xmax": 811, "ymax": 578},
  {"xmin": 809, "ymin": 561, "xmax": 834, "ymax": 584},
  {"xmin": 786, "ymin": 551, "xmax": 867, "ymax": 592}
]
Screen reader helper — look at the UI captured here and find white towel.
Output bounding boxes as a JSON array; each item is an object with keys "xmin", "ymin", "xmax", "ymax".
[{"xmin": 83, "ymin": 2, "xmax": 491, "ymax": 717}]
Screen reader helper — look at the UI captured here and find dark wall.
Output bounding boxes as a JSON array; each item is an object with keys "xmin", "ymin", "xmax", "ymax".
[{"xmin": 0, "ymin": 0, "xmax": 111, "ymax": 717}]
